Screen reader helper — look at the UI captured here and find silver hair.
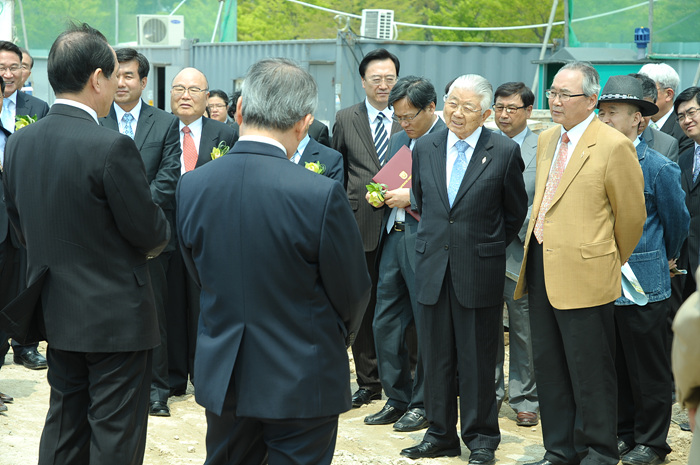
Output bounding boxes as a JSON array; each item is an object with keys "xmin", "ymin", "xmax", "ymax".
[
  {"xmin": 639, "ymin": 63, "xmax": 680, "ymax": 95},
  {"xmin": 445, "ymin": 74, "xmax": 493, "ymax": 115},
  {"xmin": 559, "ymin": 62, "xmax": 600, "ymax": 98},
  {"xmin": 241, "ymin": 58, "xmax": 318, "ymax": 131}
]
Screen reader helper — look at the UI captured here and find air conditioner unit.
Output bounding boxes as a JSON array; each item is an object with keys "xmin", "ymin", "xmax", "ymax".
[
  {"xmin": 137, "ymin": 15, "xmax": 185, "ymax": 46},
  {"xmin": 361, "ymin": 9, "xmax": 394, "ymax": 40}
]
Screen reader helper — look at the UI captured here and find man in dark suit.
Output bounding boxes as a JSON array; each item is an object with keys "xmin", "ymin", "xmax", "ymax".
[
  {"xmin": 166, "ymin": 66, "xmax": 238, "ymax": 397},
  {"xmin": 363, "ymin": 76, "xmax": 444, "ymax": 434},
  {"xmin": 401, "ymin": 75, "xmax": 527, "ymax": 463},
  {"xmin": 0, "ymin": 40, "xmax": 50, "ymax": 370},
  {"xmin": 177, "ymin": 57, "xmax": 370, "ymax": 465},
  {"xmin": 640, "ymin": 63, "xmax": 693, "ymax": 154},
  {"xmin": 630, "ymin": 73, "xmax": 680, "ymax": 162},
  {"xmin": 308, "ymin": 118, "xmax": 331, "ymax": 147},
  {"xmin": 673, "ymin": 87, "xmax": 700, "ymax": 324},
  {"xmin": 100, "ymin": 48, "xmax": 181, "ymax": 417},
  {"xmin": 492, "ymin": 82, "xmax": 539, "ymax": 427},
  {"xmin": 332, "ymin": 48, "xmax": 402, "ymax": 407},
  {"xmin": 291, "ymin": 121, "xmax": 343, "ymax": 183},
  {"xmin": 2, "ymin": 23, "xmax": 169, "ymax": 464}
]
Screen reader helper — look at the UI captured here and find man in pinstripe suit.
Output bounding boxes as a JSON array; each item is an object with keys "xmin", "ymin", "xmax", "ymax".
[
  {"xmin": 401, "ymin": 74, "xmax": 526, "ymax": 463},
  {"xmin": 332, "ymin": 48, "xmax": 402, "ymax": 407}
]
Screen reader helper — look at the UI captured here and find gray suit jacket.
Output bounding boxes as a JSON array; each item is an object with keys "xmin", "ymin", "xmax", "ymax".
[
  {"xmin": 332, "ymin": 101, "xmax": 401, "ymax": 251},
  {"xmin": 502, "ymin": 128, "xmax": 537, "ymax": 280},
  {"xmin": 643, "ymin": 126, "xmax": 679, "ymax": 163}
]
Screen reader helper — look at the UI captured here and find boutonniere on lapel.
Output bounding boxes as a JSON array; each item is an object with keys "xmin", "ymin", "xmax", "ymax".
[
  {"xmin": 210, "ymin": 141, "xmax": 231, "ymax": 160},
  {"xmin": 366, "ymin": 182, "xmax": 388, "ymax": 208},
  {"xmin": 304, "ymin": 161, "xmax": 326, "ymax": 175},
  {"xmin": 15, "ymin": 114, "xmax": 38, "ymax": 131}
]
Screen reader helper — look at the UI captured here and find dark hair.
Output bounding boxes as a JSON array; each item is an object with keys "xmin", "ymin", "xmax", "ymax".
[
  {"xmin": 674, "ymin": 87, "xmax": 700, "ymax": 115},
  {"xmin": 208, "ymin": 89, "xmax": 229, "ymax": 104},
  {"xmin": 358, "ymin": 48, "xmax": 400, "ymax": 78},
  {"xmin": 629, "ymin": 73, "xmax": 658, "ymax": 102},
  {"xmin": 116, "ymin": 48, "xmax": 150, "ymax": 80},
  {"xmin": 389, "ymin": 76, "xmax": 436, "ymax": 109},
  {"xmin": 228, "ymin": 90, "xmax": 241, "ymax": 119},
  {"xmin": 0, "ymin": 41, "xmax": 22, "ymax": 62},
  {"xmin": 494, "ymin": 82, "xmax": 534, "ymax": 108},
  {"xmin": 19, "ymin": 47, "xmax": 33, "ymax": 68},
  {"xmin": 48, "ymin": 23, "xmax": 115, "ymax": 95},
  {"xmin": 0, "ymin": 75, "xmax": 5, "ymax": 94}
]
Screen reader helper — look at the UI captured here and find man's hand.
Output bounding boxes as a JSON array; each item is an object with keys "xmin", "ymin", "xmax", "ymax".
[
  {"xmin": 384, "ymin": 188, "xmax": 410, "ymax": 209},
  {"xmin": 365, "ymin": 190, "xmax": 384, "ymax": 208}
]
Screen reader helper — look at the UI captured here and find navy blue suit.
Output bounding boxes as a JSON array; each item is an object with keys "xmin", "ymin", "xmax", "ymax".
[
  {"xmin": 177, "ymin": 139, "xmax": 370, "ymax": 464},
  {"xmin": 299, "ymin": 136, "xmax": 344, "ymax": 184}
]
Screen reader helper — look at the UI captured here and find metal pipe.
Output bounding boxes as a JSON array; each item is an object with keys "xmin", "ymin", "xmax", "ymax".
[{"xmin": 532, "ymin": 0, "xmax": 559, "ymax": 108}]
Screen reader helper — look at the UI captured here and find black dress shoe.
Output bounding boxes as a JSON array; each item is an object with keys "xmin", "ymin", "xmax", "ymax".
[
  {"xmin": 469, "ymin": 448, "xmax": 495, "ymax": 465},
  {"xmin": 14, "ymin": 348, "xmax": 48, "ymax": 370},
  {"xmin": 524, "ymin": 460, "xmax": 565, "ymax": 465},
  {"xmin": 618, "ymin": 439, "xmax": 632, "ymax": 457},
  {"xmin": 351, "ymin": 388, "xmax": 381, "ymax": 408},
  {"xmin": 0, "ymin": 391, "xmax": 13, "ymax": 403},
  {"xmin": 149, "ymin": 401, "xmax": 171, "ymax": 417},
  {"xmin": 400, "ymin": 441, "xmax": 461, "ymax": 459},
  {"xmin": 364, "ymin": 404, "xmax": 405, "ymax": 425},
  {"xmin": 393, "ymin": 408, "xmax": 429, "ymax": 432},
  {"xmin": 621, "ymin": 445, "xmax": 662, "ymax": 465}
]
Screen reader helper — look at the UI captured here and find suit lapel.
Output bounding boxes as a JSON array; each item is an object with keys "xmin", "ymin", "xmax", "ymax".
[
  {"xmin": 451, "ymin": 129, "xmax": 492, "ymax": 208},
  {"xmin": 101, "ymin": 106, "xmax": 119, "ymax": 131},
  {"xmin": 429, "ymin": 130, "xmax": 450, "ymax": 211},
  {"xmin": 14, "ymin": 92, "xmax": 29, "ymax": 117},
  {"xmin": 198, "ymin": 118, "xmax": 216, "ymax": 165},
  {"xmin": 549, "ymin": 121, "xmax": 595, "ymax": 208},
  {"xmin": 298, "ymin": 138, "xmax": 320, "ymax": 165},
  {"xmin": 530, "ymin": 127, "xmax": 559, "ymax": 218},
  {"xmin": 135, "ymin": 103, "xmax": 155, "ymax": 150}
]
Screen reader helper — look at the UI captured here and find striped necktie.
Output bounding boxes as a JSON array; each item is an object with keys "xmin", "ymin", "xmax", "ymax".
[
  {"xmin": 534, "ymin": 132, "xmax": 570, "ymax": 243},
  {"xmin": 448, "ymin": 140, "xmax": 468, "ymax": 207},
  {"xmin": 121, "ymin": 113, "xmax": 135, "ymax": 139},
  {"xmin": 693, "ymin": 146, "xmax": 700, "ymax": 183},
  {"xmin": 374, "ymin": 113, "xmax": 389, "ymax": 165}
]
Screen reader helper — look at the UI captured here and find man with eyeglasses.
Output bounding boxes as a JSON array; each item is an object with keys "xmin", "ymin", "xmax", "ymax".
[
  {"xmin": 514, "ymin": 62, "xmax": 646, "ymax": 465},
  {"xmin": 672, "ymin": 87, "xmax": 700, "ymax": 337},
  {"xmin": 100, "ymin": 47, "xmax": 182, "ymax": 417},
  {"xmin": 491, "ymin": 82, "xmax": 539, "ymax": 428},
  {"xmin": 18, "ymin": 48, "xmax": 33, "ymax": 93},
  {"xmin": 639, "ymin": 63, "xmax": 693, "ymax": 155},
  {"xmin": 629, "ymin": 73, "xmax": 679, "ymax": 163},
  {"xmin": 0, "ymin": 40, "xmax": 50, "ymax": 372},
  {"xmin": 167, "ymin": 67, "xmax": 237, "ymax": 399},
  {"xmin": 332, "ymin": 48, "xmax": 402, "ymax": 409},
  {"xmin": 362, "ymin": 76, "xmax": 444, "ymax": 434},
  {"xmin": 401, "ymin": 74, "xmax": 526, "ymax": 463}
]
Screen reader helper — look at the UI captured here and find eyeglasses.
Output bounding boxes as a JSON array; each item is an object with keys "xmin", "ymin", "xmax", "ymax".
[
  {"xmin": 677, "ymin": 107, "xmax": 700, "ymax": 123},
  {"xmin": 444, "ymin": 100, "xmax": 481, "ymax": 114},
  {"xmin": 392, "ymin": 108, "xmax": 423, "ymax": 123},
  {"xmin": 493, "ymin": 104, "xmax": 526, "ymax": 114},
  {"xmin": 365, "ymin": 75, "xmax": 396, "ymax": 86},
  {"xmin": 0, "ymin": 65, "xmax": 21, "ymax": 74},
  {"xmin": 208, "ymin": 104, "xmax": 227, "ymax": 110},
  {"xmin": 545, "ymin": 90, "xmax": 586, "ymax": 102},
  {"xmin": 171, "ymin": 86, "xmax": 208, "ymax": 97}
]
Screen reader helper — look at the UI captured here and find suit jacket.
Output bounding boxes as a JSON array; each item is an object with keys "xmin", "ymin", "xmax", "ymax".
[
  {"xmin": 679, "ymin": 145, "xmax": 700, "ymax": 276},
  {"xmin": 194, "ymin": 117, "xmax": 239, "ymax": 169},
  {"xmin": 308, "ymin": 119, "xmax": 331, "ymax": 147},
  {"xmin": 503, "ymin": 128, "xmax": 538, "ymax": 281},
  {"xmin": 0, "ymin": 125, "xmax": 11, "ymax": 245},
  {"xmin": 412, "ymin": 127, "xmax": 527, "ymax": 308},
  {"xmin": 376, "ymin": 117, "xmax": 447, "ymax": 269},
  {"xmin": 177, "ymin": 139, "xmax": 371, "ymax": 418},
  {"xmin": 100, "ymin": 101, "xmax": 182, "ymax": 251},
  {"xmin": 514, "ymin": 117, "xmax": 646, "ymax": 309},
  {"xmin": 299, "ymin": 136, "xmax": 344, "ymax": 184},
  {"xmin": 672, "ymin": 283, "xmax": 700, "ymax": 409},
  {"xmin": 2, "ymin": 103, "xmax": 170, "ymax": 352},
  {"xmin": 16, "ymin": 91, "xmax": 50, "ymax": 120},
  {"xmin": 643, "ymin": 125, "xmax": 679, "ymax": 163},
  {"xmin": 332, "ymin": 101, "xmax": 401, "ymax": 252},
  {"xmin": 660, "ymin": 110, "xmax": 693, "ymax": 155}
]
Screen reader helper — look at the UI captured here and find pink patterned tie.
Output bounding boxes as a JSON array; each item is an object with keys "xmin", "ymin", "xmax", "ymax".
[
  {"xmin": 534, "ymin": 132, "xmax": 569, "ymax": 244},
  {"xmin": 182, "ymin": 126, "xmax": 198, "ymax": 172}
]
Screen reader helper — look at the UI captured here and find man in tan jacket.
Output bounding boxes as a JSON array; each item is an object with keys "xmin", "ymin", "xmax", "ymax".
[{"xmin": 514, "ymin": 62, "xmax": 646, "ymax": 465}]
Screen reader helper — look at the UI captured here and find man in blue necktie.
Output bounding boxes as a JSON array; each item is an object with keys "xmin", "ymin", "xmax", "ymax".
[{"xmin": 400, "ymin": 75, "xmax": 526, "ymax": 464}]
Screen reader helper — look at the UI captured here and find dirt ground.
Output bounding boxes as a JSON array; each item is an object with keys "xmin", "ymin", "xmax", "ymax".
[{"xmin": 0, "ymin": 341, "xmax": 693, "ymax": 465}]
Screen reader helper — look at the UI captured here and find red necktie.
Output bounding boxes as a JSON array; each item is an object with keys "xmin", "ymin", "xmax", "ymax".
[
  {"xmin": 182, "ymin": 126, "xmax": 198, "ymax": 172},
  {"xmin": 534, "ymin": 132, "xmax": 569, "ymax": 244}
]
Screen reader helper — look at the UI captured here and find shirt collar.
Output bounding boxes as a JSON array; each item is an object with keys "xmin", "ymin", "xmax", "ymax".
[
  {"xmin": 511, "ymin": 127, "xmax": 529, "ymax": 147},
  {"xmin": 54, "ymin": 98, "xmax": 99, "ymax": 123},
  {"xmin": 365, "ymin": 98, "xmax": 393, "ymax": 123},
  {"xmin": 238, "ymin": 135, "xmax": 288, "ymax": 158},
  {"xmin": 656, "ymin": 107, "xmax": 674, "ymax": 130},
  {"xmin": 179, "ymin": 116, "xmax": 203, "ymax": 134},
  {"xmin": 562, "ymin": 111, "xmax": 595, "ymax": 149},
  {"xmin": 5, "ymin": 91, "xmax": 17, "ymax": 106},
  {"xmin": 296, "ymin": 133, "xmax": 311, "ymax": 157},
  {"xmin": 448, "ymin": 126, "xmax": 483, "ymax": 150},
  {"xmin": 114, "ymin": 99, "xmax": 142, "ymax": 124}
]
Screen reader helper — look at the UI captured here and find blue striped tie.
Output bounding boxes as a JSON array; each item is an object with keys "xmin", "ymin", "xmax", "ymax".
[
  {"xmin": 694, "ymin": 146, "xmax": 700, "ymax": 183},
  {"xmin": 374, "ymin": 113, "xmax": 389, "ymax": 165},
  {"xmin": 448, "ymin": 140, "xmax": 468, "ymax": 207}
]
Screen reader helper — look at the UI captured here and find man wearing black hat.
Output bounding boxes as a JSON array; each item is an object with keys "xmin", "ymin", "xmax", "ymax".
[{"xmin": 598, "ymin": 75, "xmax": 690, "ymax": 465}]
